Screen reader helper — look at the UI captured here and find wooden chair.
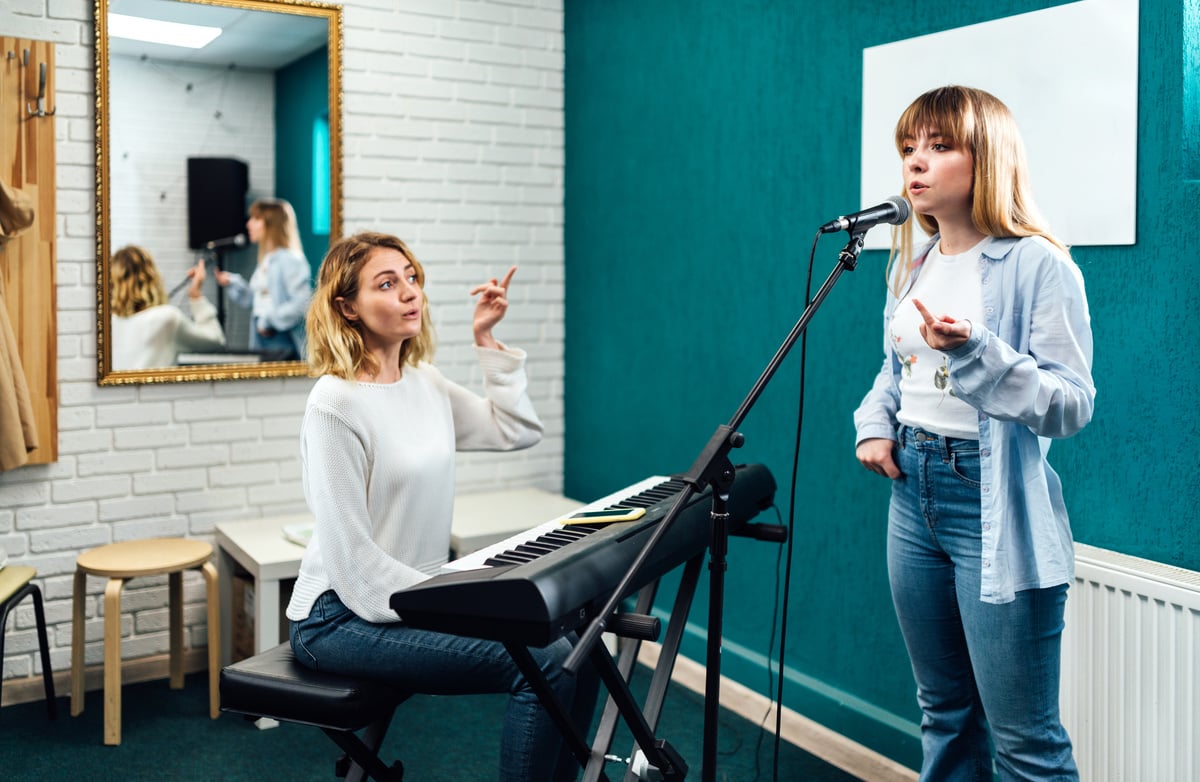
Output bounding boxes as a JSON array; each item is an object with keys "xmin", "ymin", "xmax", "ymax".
[
  {"xmin": 0, "ymin": 565, "xmax": 56, "ymax": 717},
  {"xmin": 70, "ymin": 538, "xmax": 220, "ymax": 745}
]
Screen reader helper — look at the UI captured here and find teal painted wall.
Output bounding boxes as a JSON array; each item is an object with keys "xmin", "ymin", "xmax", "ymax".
[
  {"xmin": 275, "ymin": 47, "xmax": 330, "ymax": 273},
  {"xmin": 564, "ymin": 0, "xmax": 1200, "ymax": 766}
]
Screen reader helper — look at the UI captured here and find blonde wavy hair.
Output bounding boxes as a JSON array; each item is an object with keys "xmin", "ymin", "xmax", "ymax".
[
  {"xmin": 110, "ymin": 245, "xmax": 168, "ymax": 317},
  {"xmin": 306, "ymin": 232, "xmax": 436, "ymax": 380},
  {"xmin": 887, "ymin": 85, "xmax": 1068, "ymax": 295},
  {"xmin": 249, "ymin": 198, "xmax": 305, "ymax": 262}
]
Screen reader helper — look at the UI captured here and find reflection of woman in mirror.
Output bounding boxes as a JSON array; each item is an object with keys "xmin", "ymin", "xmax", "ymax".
[
  {"xmin": 216, "ymin": 198, "xmax": 312, "ymax": 361},
  {"xmin": 110, "ymin": 245, "xmax": 226, "ymax": 370}
]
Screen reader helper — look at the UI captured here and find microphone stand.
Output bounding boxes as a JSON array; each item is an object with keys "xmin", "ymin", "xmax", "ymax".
[
  {"xmin": 212, "ymin": 246, "xmax": 227, "ymax": 325},
  {"xmin": 563, "ymin": 229, "xmax": 870, "ymax": 782}
]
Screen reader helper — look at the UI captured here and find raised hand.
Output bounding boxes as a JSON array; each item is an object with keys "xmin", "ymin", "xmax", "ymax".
[
  {"xmin": 912, "ymin": 298, "xmax": 970, "ymax": 351},
  {"xmin": 469, "ymin": 265, "xmax": 517, "ymax": 349},
  {"xmin": 186, "ymin": 258, "xmax": 208, "ymax": 299}
]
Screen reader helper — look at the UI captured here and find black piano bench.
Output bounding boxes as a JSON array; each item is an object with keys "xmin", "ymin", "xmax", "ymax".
[{"xmin": 219, "ymin": 643, "xmax": 410, "ymax": 782}]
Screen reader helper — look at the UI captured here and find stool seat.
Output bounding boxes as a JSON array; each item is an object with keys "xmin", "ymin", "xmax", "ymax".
[
  {"xmin": 0, "ymin": 565, "xmax": 56, "ymax": 717},
  {"xmin": 222, "ymin": 643, "xmax": 410, "ymax": 781},
  {"xmin": 71, "ymin": 537, "xmax": 220, "ymax": 745},
  {"xmin": 76, "ymin": 538, "xmax": 213, "ymax": 578}
]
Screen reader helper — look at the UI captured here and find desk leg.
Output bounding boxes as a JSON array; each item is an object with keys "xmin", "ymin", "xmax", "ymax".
[
  {"xmin": 254, "ymin": 578, "xmax": 281, "ymax": 654},
  {"xmin": 215, "ymin": 547, "xmax": 235, "ymax": 667},
  {"xmin": 252, "ymin": 578, "xmax": 283, "ymax": 731}
]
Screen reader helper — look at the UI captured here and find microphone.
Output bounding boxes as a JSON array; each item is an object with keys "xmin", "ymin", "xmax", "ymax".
[
  {"xmin": 818, "ymin": 196, "xmax": 910, "ymax": 234},
  {"xmin": 204, "ymin": 233, "xmax": 247, "ymax": 250}
]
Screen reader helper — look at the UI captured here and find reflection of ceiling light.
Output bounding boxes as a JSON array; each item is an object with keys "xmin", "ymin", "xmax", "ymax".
[{"xmin": 108, "ymin": 13, "xmax": 223, "ymax": 49}]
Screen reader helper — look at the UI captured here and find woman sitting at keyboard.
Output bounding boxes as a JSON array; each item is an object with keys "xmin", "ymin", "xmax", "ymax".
[{"xmin": 285, "ymin": 232, "xmax": 596, "ymax": 782}]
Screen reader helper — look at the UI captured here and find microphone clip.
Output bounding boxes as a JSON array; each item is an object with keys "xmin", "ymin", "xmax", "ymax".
[{"xmin": 837, "ymin": 231, "xmax": 867, "ymax": 271}]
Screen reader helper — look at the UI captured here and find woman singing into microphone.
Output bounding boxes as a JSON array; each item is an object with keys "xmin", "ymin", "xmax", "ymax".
[{"xmin": 216, "ymin": 197, "xmax": 312, "ymax": 360}]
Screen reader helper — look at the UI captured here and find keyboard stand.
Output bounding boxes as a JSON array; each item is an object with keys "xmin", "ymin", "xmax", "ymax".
[{"xmin": 504, "ymin": 555, "xmax": 703, "ymax": 782}]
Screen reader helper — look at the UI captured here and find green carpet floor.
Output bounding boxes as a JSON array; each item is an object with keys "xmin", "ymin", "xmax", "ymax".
[{"xmin": 0, "ymin": 666, "xmax": 861, "ymax": 781}]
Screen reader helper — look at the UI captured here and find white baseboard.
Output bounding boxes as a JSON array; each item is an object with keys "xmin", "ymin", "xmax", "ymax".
[{"xmin": 2, "ymin": 649, "xmax": 209, "ymax": 706}]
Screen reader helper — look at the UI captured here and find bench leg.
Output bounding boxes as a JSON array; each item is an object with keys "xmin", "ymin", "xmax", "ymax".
[
  {"xmin": 325, "ymin": 716, "xmax": 403, "ymax": 782},
  {"xmin": 103, "ymin": 577, "xmax": 126, "ymax": 746}
]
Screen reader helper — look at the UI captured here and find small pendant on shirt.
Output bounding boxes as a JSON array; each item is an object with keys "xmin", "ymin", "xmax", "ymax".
[
  {"xmin": 934, "ymin": 359, "xmax": 955, "ymax": 403},
  {"xmin": 891, "ymin": 330, "xmax": 917, "ymax": 378}
]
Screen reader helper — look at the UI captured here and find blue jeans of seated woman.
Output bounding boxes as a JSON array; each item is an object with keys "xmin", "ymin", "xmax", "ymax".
[
  {"xmin": 291, "ymin": 590, "xmax": 598, "ymax": 782},
  {"xmin": 888, "ymin": 426, "xmax": 1078, "ymax": 782}
]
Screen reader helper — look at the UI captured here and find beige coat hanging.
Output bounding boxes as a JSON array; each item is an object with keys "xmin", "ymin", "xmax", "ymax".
[
  {"xmin": 0, "ymin": 179, "xmax": 35, "ymax": 246},
  {"xmin": 0, "ymin": 179, "xmax": 39, "ymax": 469}
]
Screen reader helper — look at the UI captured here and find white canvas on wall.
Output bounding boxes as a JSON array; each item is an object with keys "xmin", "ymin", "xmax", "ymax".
[{"xmin": 860, "ymin": 0, "xmax": 1139, "ymax": 249}]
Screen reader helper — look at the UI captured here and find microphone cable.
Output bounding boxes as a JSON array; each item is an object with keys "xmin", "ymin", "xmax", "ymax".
[{"xmin": 767, "ymin": 229, "xmax": 823, "ymax": 781}]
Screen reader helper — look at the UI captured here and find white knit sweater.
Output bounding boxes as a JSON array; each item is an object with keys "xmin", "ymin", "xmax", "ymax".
[
  {"xmin": 285, "ymin": 346, "xmax": 543, "ymax": 624},
  {"xmin": 110, "ymin": 297, "xmax": 225, "ymax": 370}
]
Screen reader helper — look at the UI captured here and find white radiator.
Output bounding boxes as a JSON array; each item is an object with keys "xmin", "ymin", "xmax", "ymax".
[{"xmin": 1061, "ymin": 543, "xmax": 1200, "ymax": 781}]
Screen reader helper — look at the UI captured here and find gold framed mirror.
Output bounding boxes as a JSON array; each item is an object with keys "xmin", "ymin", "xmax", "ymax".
[{"xmin": 95, "ymin": 0, "xmax": 342, "ymax": 384}]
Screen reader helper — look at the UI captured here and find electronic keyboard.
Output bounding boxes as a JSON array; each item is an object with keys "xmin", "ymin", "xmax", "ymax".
[{"xmin": 389, "ymin": 463, "xmax": 776, "ymax": 646}]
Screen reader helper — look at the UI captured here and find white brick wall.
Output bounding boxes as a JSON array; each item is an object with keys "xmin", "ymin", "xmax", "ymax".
[{"xmin": 0, "ymin": 0, "xmax": 564, "ymax": 685}]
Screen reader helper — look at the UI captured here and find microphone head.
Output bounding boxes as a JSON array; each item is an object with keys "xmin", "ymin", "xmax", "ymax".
[
  {"xmin": 886, "ymin": 196, "xmax": 911, "ymax": 225},
  {"xmin": 233, "ymin": 233, "xmax": 246, "ymax": 246},
  {"xmin": 204, "ymin": 233, "xmax": 248, "ymax": 250}
]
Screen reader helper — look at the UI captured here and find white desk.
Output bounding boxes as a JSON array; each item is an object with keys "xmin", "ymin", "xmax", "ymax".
[
  {"xmin": 214, "ymin": 514, "xmax": 310, "ymax": 666},
  {"xmin": 214, "ymin": 489, "xmax": 582, "ymax": 665}
]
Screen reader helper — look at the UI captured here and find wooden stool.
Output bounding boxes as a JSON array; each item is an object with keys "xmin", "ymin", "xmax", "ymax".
[
  {"xmin": 0, "ymin": 565, "xmax": 56, "ymax": 718},
  {"xmin": 70, "ymin": 538, "xmax": 220, "ymax": 745}
]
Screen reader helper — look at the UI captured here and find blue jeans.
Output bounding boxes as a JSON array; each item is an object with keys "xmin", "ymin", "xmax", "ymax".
[
  {"xmin": 291, "ymin": 591, "xmax": 599, "ymax": 782},
  {"xmin": 887, "ymin": 426, "xmax": 1078, "ymax": 781}
]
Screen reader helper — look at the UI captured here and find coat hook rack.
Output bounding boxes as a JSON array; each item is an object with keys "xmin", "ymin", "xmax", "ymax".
[{"xmin": 26, "ymin": 61, "xmax": 56, "ymax": 118}]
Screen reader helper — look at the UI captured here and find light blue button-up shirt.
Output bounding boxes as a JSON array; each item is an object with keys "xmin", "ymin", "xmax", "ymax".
[{"xmin": 854, "ymin": 235, "xmax": 1096, "ymax": 603}]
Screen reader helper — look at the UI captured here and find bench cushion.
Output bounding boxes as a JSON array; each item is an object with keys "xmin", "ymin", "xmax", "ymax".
[{"xmin": 220, "ymin": 643, "xmax": 409, "ymax": 732}]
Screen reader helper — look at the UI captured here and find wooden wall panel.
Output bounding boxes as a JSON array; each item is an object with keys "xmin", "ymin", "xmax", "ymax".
[{"xmin": 0, "ymin": 38, "xmax": 58, "ymax": 467}]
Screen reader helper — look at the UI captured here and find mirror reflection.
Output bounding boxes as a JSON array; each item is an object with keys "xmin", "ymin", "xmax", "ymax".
[{"xmin": 96, "ymin": 0, "xmax": 342, "ymax": 384}]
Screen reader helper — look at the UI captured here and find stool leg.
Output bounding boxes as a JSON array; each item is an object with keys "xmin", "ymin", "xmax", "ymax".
[
  {"xmin": 202, "ymin": 561, "xmax": 220, "ymax": 719},
  {"xmin": 103, "ymin": 578, "xmax": 125, "ymax": 746},
  {"xmin": 169, "ymin": 571, "xmax": 184, "ymax": 690},
  {"xmin": 29, "ymin": 584, "xmax": 58, "ymax": 719},
  {"xmin": 71, "ymin": 569, "xmax": 86, "ymax": 717}
]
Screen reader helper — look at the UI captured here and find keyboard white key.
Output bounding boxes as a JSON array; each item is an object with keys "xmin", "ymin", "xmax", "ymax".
[{"xmin": 443, "ymin": 475, "xmax": 670, "ymax": 573}]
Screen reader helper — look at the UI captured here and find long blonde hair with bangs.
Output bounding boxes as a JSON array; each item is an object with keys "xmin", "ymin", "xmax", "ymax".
[
  {"xmin": 306, "ymin": 232, "xmax": 436, "ymax": 380},
  {"xmin": 249, "ymin": 198, "xmax": 305, "ymax": 262},
  {"xmin": 887, "ymin": 85, "xmax": 1068, "ymax": 295},
  {"xmin": 111, "ymin": 245, "xmax": 169, "ymax": 317}
]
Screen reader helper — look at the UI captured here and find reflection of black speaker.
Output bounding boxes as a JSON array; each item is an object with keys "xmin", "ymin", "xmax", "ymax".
[{"xmin": 187, "ymin": 157, "xmax": 249, "ymax": 249}]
